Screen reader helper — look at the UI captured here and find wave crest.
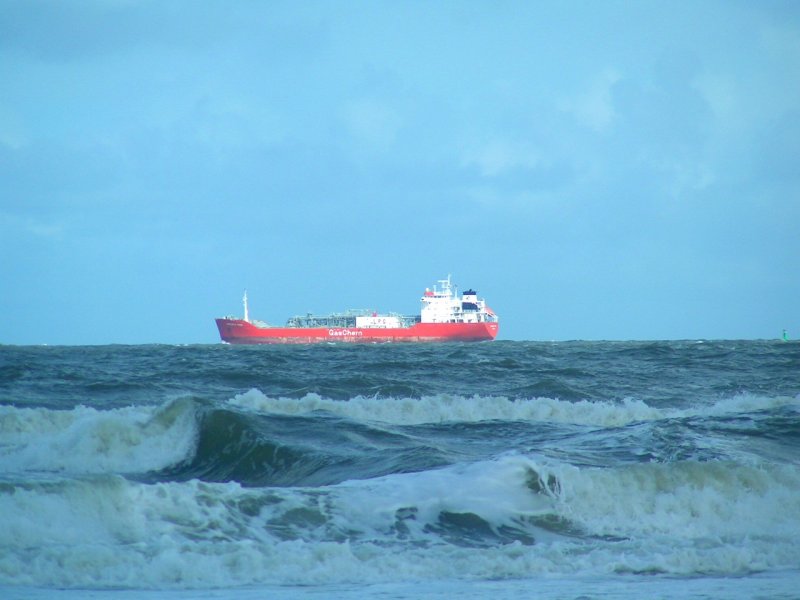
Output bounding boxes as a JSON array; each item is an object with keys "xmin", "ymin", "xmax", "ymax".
[
  {"xmin": 0, "ymin": 397, "xmax": 199, "ymax": 475},
  {"xmin": 228, "ymin": 388, "xmax": 799, "ymax": 427}
]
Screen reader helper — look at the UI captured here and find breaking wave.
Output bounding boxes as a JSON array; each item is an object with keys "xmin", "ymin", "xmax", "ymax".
[
  {"xmin": 0, "ymin": 452, "xmax": 798, "ymax": 589},
  {"xmin": 228, "ymin": 388, "xmax": 800, "ymax": 427},
  {"xmin": 1, "ymin": 387, "xmax": 799, "ymax": 589},
  {"xmin": 0, "ymin": 398, "xmax": 199, "ymax": 475},
  {"xmin": 2, "ymin": 391, "xmax": 798, "ymax": 485}
]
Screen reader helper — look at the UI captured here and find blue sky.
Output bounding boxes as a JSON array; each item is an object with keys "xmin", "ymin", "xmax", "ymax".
[{"xmin": 1, "ymin": 0, "xmax": 798, "ymax": 344}]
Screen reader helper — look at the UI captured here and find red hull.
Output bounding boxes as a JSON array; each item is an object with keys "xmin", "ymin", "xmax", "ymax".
[{"xmin": 216, "ymin": 319, "xmax": 499, "ymax": 344}]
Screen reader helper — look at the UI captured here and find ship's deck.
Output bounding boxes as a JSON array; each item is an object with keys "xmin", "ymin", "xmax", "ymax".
[{"xmin": 285, "ymin": 312, "xmax": 420, "ymax": 328}]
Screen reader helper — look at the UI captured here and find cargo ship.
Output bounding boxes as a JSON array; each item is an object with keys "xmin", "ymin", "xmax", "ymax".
[{"xmin": 215, "ymin": 276, "xmax": 499, "ymax": 344}]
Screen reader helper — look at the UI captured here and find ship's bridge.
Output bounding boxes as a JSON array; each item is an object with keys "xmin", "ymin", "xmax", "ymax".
[{"xmin": 420, "ymin": 276, "xmax": 498, "ymax": 324}]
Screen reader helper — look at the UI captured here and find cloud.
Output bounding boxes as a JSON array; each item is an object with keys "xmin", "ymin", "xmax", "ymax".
[
  {"xmin": 754, "ymin": 110, "xmax": 800, "ymax": 182},
  {"xmin": 0, "ymin": 211, "xmax": 64, "ymax": 239},
  {"xmin": 0, "ymin": 0, "xmax": 328, "ymax": 64},
  {"xmin": 343, "ymin": 98, "xmax": 402, "ymax": 151},
  {"xmin": 558, "ymin": 69, "xmax": 622, "ymax": 132},
  {"xmin": 0, "ymin": 0, "xmax": 160, "ymax": 61},
  {"xmin": 461, "ymin": 139, "xmax": 542, "ymax": 178},
  {"xmin": 0, "ymin": 107, "xmax": 28, "ymax": 150}
]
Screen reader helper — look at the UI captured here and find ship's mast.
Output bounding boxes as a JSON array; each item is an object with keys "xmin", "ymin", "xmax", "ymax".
[
  {"xmin": 243, "ymin": 290, "xmax": 250, "ymax": 323},
  {"xmin": 438, "ymin": 274, "xmax": 452, "ymax": 297}
]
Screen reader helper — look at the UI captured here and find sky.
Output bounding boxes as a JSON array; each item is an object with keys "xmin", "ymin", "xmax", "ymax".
[{"xmin": 1, "ymin": 0, "xmax": 798, "ymax": 344}]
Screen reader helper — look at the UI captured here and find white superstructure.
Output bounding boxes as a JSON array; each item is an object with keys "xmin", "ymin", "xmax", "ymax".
[{"xmin": 420, "ymin": 275, "xmax": 497, "ymax": 324}]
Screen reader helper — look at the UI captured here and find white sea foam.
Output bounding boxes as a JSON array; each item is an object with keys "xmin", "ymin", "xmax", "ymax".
[
  {"xmin": 326, "ymin": 453, "xmax": 800, "ymax": 549},
  {"xmin": 325, "ymin": 453, "xmax": 560, "ymax": 542},
  {"xmin": 1, "ymin": 453, "xmax": 798, "ymax": 589},
  {"xmin": 0, "ymin": 397, "xmax": 198, "ymax": 475},
  {"xmin": 228, "ymin": 388, "xmax": 800, "ymax": 427},
  {"xmin": 2, "ymin": 391, "xmax": 798, "ymax": 589},
  {"xmin": 546, "ymin": 457, "xmax": 800, "ymax": 540}
]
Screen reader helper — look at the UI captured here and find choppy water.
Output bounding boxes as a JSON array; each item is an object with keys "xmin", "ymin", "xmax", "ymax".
[{"xmin": 1, "ymin": 341, "xmax": 799, "ymax": 599}]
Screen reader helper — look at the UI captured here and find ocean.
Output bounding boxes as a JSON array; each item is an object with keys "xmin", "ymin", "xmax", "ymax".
[{"xmin": 1, "ymin": 340, "xmax": 799, "ymax": 599}]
